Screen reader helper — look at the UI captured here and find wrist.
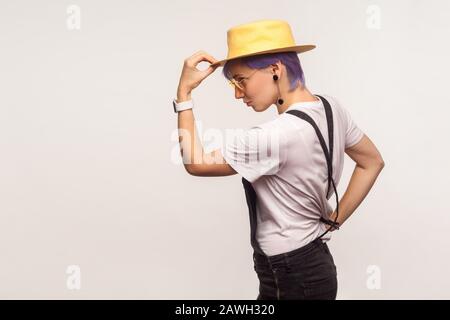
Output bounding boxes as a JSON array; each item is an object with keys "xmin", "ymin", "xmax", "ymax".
[{"xmin": 177, "ymin": 87, "xmax": 192, "ymax": 102}]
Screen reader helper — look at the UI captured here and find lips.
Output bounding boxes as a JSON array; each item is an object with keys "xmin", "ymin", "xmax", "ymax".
[{"xmin": 245, "ymin": 101, "xmax": 252, "ymax": 106}]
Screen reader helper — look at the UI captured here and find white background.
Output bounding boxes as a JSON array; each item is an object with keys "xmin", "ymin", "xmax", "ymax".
[{"xmin": 0, "ymin": 0, "xmax": 449, "ymax": 299}]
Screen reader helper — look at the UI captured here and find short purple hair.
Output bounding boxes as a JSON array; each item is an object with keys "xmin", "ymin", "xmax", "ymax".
[{"xmin": 222, "ymin": 51, "xmax": 305, "ymax": 91}]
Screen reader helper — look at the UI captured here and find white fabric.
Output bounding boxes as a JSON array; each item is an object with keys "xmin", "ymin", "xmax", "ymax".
[{"xmin": 219, "ymin": 94, "xmax": 364, "ymax": 256}]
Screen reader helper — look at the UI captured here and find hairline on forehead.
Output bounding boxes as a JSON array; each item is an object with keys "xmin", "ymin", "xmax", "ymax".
[
  {"xmin": 226, "ymin": 60, "xmax": 247, "ymax": 79},
  {"xmin": 224, "ymin": 57, "xmax": 280, "ymax": 80},
  {"xmin": 228, "ymin": 62, "xmax": 271, "ymax": 80}
]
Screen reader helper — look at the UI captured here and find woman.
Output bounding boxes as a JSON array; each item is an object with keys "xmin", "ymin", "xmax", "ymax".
[{"xmin": 173, "ymin": 20, "xmax": 385, "ymax": 300}]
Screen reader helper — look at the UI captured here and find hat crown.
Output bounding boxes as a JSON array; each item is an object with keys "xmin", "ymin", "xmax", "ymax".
[
  {"xmin": 212, "ymin": 19, "xmax": 315, "ymax": 67},
  {"xmin": 227, "ymin": 19, "xmax": 296, "ymax": 59}
]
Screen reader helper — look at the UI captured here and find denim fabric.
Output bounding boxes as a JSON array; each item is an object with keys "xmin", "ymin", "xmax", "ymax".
[{"xmin": 253, "ymin": 237, "xmax": 337, "ymax": 300}]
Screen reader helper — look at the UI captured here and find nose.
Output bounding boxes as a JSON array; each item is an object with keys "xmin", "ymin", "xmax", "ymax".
[{"xmin": 234, "ymin": 86, "xmax": 245, "ymax": 100}]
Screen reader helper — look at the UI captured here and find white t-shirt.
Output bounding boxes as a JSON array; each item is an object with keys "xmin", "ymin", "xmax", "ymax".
[{"xmin": 218, "ymin": 94, "xmax": 364, "ymax": 256}]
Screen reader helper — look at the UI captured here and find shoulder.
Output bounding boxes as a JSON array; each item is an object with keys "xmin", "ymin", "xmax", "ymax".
[
  {"xmin": 316, "ymin": 94, "xmax": 346, "ymax": 115},
  {"xmin": 316, "ymin": 94, "xmax": 341, "ymax": 110},
  {"xmin": 313, "ymin": 94, "xmax": 350, "ymax": 126}
]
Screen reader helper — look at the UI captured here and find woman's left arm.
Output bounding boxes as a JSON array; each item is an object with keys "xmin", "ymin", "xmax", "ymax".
[{"xmin": 176, "ymin": 51, "xmax": 237, "ymax": 177}]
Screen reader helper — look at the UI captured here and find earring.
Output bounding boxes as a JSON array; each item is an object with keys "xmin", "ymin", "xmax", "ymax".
[{"xmin": 273, "ymin": 74, "xmax": 283, "ymax": 104}]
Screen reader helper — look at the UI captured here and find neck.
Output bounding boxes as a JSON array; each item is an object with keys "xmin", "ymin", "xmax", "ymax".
[{"xmin": 276, "ymin": 84, "xmax": 319, "ymax": 115}]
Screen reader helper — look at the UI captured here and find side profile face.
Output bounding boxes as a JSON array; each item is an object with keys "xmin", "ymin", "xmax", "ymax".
[{"xmin": 227, "ymin": 60, "xmax": 285, "ymax": 112}]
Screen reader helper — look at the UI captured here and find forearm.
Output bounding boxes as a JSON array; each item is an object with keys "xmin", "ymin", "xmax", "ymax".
[
  {"xmin": 176, "ymin": 89, "xmax": 204, "ymax": 172},
  {"xmin": 330, "ymin": 163, "xmax": 384, "ymax": 227}
]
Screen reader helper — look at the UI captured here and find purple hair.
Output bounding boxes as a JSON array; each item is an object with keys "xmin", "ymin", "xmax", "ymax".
[{"xmin": 222, "ymin": 51, "xmax": 305, "ymax": 91}]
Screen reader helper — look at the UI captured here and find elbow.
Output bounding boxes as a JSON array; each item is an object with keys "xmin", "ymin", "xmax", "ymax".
[
  {"xmin": 378, "ymin": 155, "xmax": 385, "ymax": 169},
  {"xmin": 184, "ymin": 164, "xmax": 199, "ymax": 176},
  {"xmin": 374, "ymin": 158, "xmax": 385, "ymax": 171},
  {"xmin": 357, "ymin": 158, "xmax": 385, "ymax": 171}
]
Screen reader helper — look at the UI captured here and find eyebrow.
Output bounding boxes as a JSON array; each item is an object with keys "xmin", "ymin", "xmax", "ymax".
[{"xmin": 232, "ymin": 73, "xmax": 243, "ymax": 79}]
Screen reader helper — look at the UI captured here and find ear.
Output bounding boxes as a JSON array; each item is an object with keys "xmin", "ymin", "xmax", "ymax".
[{"xmin": 270, "ymin": 61, "xmax": 283, "ymax": 75}]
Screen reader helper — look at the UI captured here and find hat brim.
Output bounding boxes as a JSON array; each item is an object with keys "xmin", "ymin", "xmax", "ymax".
[{"xmin": 211, "ymin": 44, "xmax": 316, "ymax": 67}]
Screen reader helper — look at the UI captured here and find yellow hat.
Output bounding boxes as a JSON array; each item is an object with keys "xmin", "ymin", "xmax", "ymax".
[{"xmin": 211, "ymin": 19, "xmax": 315, "ymax": 67}]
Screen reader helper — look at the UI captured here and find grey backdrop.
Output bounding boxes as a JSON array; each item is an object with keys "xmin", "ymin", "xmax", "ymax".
[{"xmin": 1, "ymin": 0, "xmax": 449, "ymax": 299}]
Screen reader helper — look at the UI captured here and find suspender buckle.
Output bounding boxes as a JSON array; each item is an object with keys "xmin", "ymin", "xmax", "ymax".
[{"xmin": 319, "ymin": 216, "xmax": 340, "ymax": 230}]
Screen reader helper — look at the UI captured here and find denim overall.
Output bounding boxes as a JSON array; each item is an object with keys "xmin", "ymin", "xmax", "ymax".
[{"xmin": 242, "ymin": 95, "xmax": 339, "ymax": 300}]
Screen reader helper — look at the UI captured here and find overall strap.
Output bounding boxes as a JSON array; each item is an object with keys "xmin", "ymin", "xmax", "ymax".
[
  {"xmin": 285, "ymin": 95, "xmax": 334, "ymax": 196},
  {"xmin": 285, "ymin": 95, "xmax": 340, "ymax": 237},
  {"xmin": 241, "ymin": 177, "xmax": 263, "ymax": 255}
]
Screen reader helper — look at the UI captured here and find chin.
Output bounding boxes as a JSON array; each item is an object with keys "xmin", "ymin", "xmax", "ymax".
[{"xmin": 253, "ymin": 103, "xmax": 271, "ymax": 112}]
